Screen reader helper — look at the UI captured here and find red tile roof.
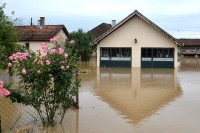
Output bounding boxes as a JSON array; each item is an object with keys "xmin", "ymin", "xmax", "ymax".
[
  {"xmin": 179, "ymin": 39, "xmax": 200, "ymax": 46},
  {"xmin": 90, "ymin": 23, "xmax": 112, "ymax": 38},
  {"xmin": 15, "ymin": 25, "xmax": 69, "ymax": 41}
]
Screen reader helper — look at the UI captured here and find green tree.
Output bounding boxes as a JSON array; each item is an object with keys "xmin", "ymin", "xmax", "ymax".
[
  {"xmin": 0, "ymin": 3, "xmax": 22, "ymax": 75},
  {"xmin": 67, "ymin": 29, "xmax": 95, "ymax": 61}
]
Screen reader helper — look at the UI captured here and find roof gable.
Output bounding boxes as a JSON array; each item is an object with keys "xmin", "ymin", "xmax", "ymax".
[
  {"xmin": 92, "ymin": 10, "xmax": 182, "ymax": 45},
  {"xmin": 15, "ymin": 25, "xmax": 69, "ymax": 41}
]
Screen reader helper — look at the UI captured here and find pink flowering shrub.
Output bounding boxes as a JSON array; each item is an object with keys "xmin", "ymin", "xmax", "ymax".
[
  {"xmin": 0, "ymin": 80, "xmax": 10, "ymax": 96},
  {"xmin": 7, "ymin": 37, "xmax": 80, "ymax": 126}
]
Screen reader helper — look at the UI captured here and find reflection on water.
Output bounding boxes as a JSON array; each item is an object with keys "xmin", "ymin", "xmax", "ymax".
[
  {"xmin": 180, "ymin": 57, "xmax": 200, "ymax": 70},
  {"xmin": 95, "ymin": 68, "xmax": 181, "ymax": 124}
]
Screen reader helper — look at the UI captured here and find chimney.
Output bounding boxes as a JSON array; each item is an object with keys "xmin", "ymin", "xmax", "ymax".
[
  {"xmin": 38, "ymin": 20, "xmax": 40, "ymax": 27},
  {"xmin": 40, "ymin": 17, "xmax": 45, "ymax": 28},
  {"xmin": 31, "ymin": 18, "xmax": 33, "ymax": 26},
  {"xmin": 112, "ymin": 20, "xmax": 116, "ymax": 27}
]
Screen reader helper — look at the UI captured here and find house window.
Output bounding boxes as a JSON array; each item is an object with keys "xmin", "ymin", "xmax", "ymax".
[
  {"xmin": 25, "ymin": 43, "xmax": 29, "ymax": 49},
  {"xmin": 101, "ymin": 48, "xmax": 110, "ymax": 57},
  {"xmin": 142, "ymin": 48, "xmax": 174, "ymax": 58},
  {"xmin": 142, "ymin": 48, "xmax": 152, "ymax": 57},
  {"xmin": 100, "ymin": 47, "xmax": 132, "ymax": 61},
  {"xmin": 111, "ymin": 48, "xmax": 131, "ymax": 57}
]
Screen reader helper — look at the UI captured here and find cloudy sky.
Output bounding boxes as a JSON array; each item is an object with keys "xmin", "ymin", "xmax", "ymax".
[{"xmin": 1, "ymin": 0, "xmax": 200, "ymax": 38}]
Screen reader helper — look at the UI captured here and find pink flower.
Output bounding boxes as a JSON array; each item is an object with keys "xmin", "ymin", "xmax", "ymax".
[
  {"xmin": 50, "ymin": 38, "xmax": 53, "ymax": 42},
  {"xmin": 41, "ymin": 42, "xmax": 45, "ymax": 46},
  {"xmin": 58, "ymin": 48, "xmax": 64, "ymax": 54},
  {"xmin": 53, "ymin": 36, "xmax": 59, "ymax": 42},
  {"xmin": 37, "ymin": 70, "xmax": 41, "ymax": 74},
  {"xmin": 41, "ymin": 42, "xmax": 47, "ymax": 53},
  {"xmin": 19, "ymin": 56, "xmax": 23, "ymax": 61},
  {"xmin": 0, "ymin": 80, "xmax": 10, "ymax": 96},
  {"xmin": 20, "ymin": 55, "xmax": 26, "ymax": 61},
  {"xmin": 61, "ymin": 66, "xmax": 65, "ymax": 70},
  {"xmin": 70, "ymin": 40, "xmax": 75, "ymax": 44},
  {"xmin": 43, "ymin": 49, "xmax": 47, "ymax": 53},
  {"xmin": 50, "ymin": 49, "xmax": 57, "ymax": 54},
  {"xmin": 22, "ymin": 69, "xmax": 26, "ymax": 75},
  {"xmin": 13, "ymin": 54, "xmax": 18, "ymax": 60},
  {"xmin": 16, "ymin": 52, "xmax": 22, "ymax": 56},
  {"xmin": 46, "ymin": 60, "xmax": 51, "ymax": 65},
  {"xmin": 24, "ymin": 53, "xmax": 28, "ymax": 57},
  {"xmin": 8, "ymin": 63, "xmax": 12, "ymax": 67},
  {"xmin": 9, "ymin": 56, "xmax": 13, "ymax": 60},
  {"xmin": 0, "ymin": 88, "xmax": 10, "ymax": 96},
  {"xmin": 64, "ymin": 53, "xmax": 68, "ymax": 59}
]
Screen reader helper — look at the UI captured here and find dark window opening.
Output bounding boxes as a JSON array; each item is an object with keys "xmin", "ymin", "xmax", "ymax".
[
  {"xmin": 25, "ymin": 43, "xmax": 29, "ymax": 49},
  {"xmin": 101, "ymin": 48, "xmax": 110, "ymax": 57},
  {"xmin": 101, "ymin": 48, "xmax": 131, "ymax": 57},
  {"xmin": 142, "ymin": 48, "xmax": 174, "ymax": 58}
]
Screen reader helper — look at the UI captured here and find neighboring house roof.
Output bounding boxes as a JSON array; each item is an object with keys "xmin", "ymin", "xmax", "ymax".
[
  {"xmin": 92, "ymin": 10, "xmax": 182, "ymax": 45},
  {"xmin": 90, "ymin": 23, "xmax": 112, "ymax": 38},
  {"xmin": 179, "ymin": 39, "xmax": 200, "ymax": 46},
  {"xmin": 15, "ymin": 25, "xmax": 69, "ymax": 41}
]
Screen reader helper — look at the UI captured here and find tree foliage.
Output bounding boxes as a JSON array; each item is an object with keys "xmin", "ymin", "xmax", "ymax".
[
  {"xmin": 0, "ymin": 3, "xmax": 23, "ymax": 72},
  {"xmin": 67, "ymin": 29, "xmax": 95, "ymax": 61}
]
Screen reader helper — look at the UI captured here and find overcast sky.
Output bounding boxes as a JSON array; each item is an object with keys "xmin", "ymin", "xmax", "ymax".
[{"xmin": 1, "ymin": 0, "xmax": 200, "ymax": 38}]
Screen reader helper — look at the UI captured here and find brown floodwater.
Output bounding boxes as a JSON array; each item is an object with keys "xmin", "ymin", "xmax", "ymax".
[{"xmin": 1, "ymin": 57, "xmax": 200, "ymax": 133}]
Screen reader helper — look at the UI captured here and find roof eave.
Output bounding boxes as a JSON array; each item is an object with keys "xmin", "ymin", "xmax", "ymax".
[{"xmin": 92, "ymin": 10, "xmax": 181, "ymax": 46}]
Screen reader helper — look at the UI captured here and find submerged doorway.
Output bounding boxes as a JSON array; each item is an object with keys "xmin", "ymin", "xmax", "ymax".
[
  {"xmin": 141, "ymin": 48, "xmax": 174, "ymax": 68},
  {"xmin": 100, "ymin": 47, "xmax": 132, "ymax": 67}
]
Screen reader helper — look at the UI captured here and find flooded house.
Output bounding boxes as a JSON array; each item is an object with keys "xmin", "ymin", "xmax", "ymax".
[
  {"xmin": 179, "ymin": 39, "xmax": 200, "ymax": 57},
  {"xmin": 92, "ymin": 10, "xmax": 182, "ymax": 68},
  {"xmin": 15, "ymin": 17, "xmax": 69, "ymax": 54}
]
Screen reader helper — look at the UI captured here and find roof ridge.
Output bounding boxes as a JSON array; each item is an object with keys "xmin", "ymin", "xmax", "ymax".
[
  {"xmin": 15, "ymin": 24, "xmax": 68, "ymax": 41},
  {"xmin": 92, "ymin": 10, "xmax": 182, "ymax": 45}
]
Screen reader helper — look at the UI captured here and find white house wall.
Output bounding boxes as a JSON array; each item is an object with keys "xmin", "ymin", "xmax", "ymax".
[
  {"xmin": 56, "ymin": 29, "xmax": 68, "ymax": 49},
  {"xmin": 97, "ymin": 16, "xmax": 178, "ymax": 68},
  {"xmin": 19, "ymin": 41, "xmax": 52, "ymax": 55}
]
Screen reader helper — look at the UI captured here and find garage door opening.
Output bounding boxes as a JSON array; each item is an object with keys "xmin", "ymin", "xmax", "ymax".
[
  {"xmin": 100, "ymin": 47, "xmax": 132, "ymax": 67},
  {"xmin": 141, "ymin": 48, "xmax": 174, "ymax": 68}
]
